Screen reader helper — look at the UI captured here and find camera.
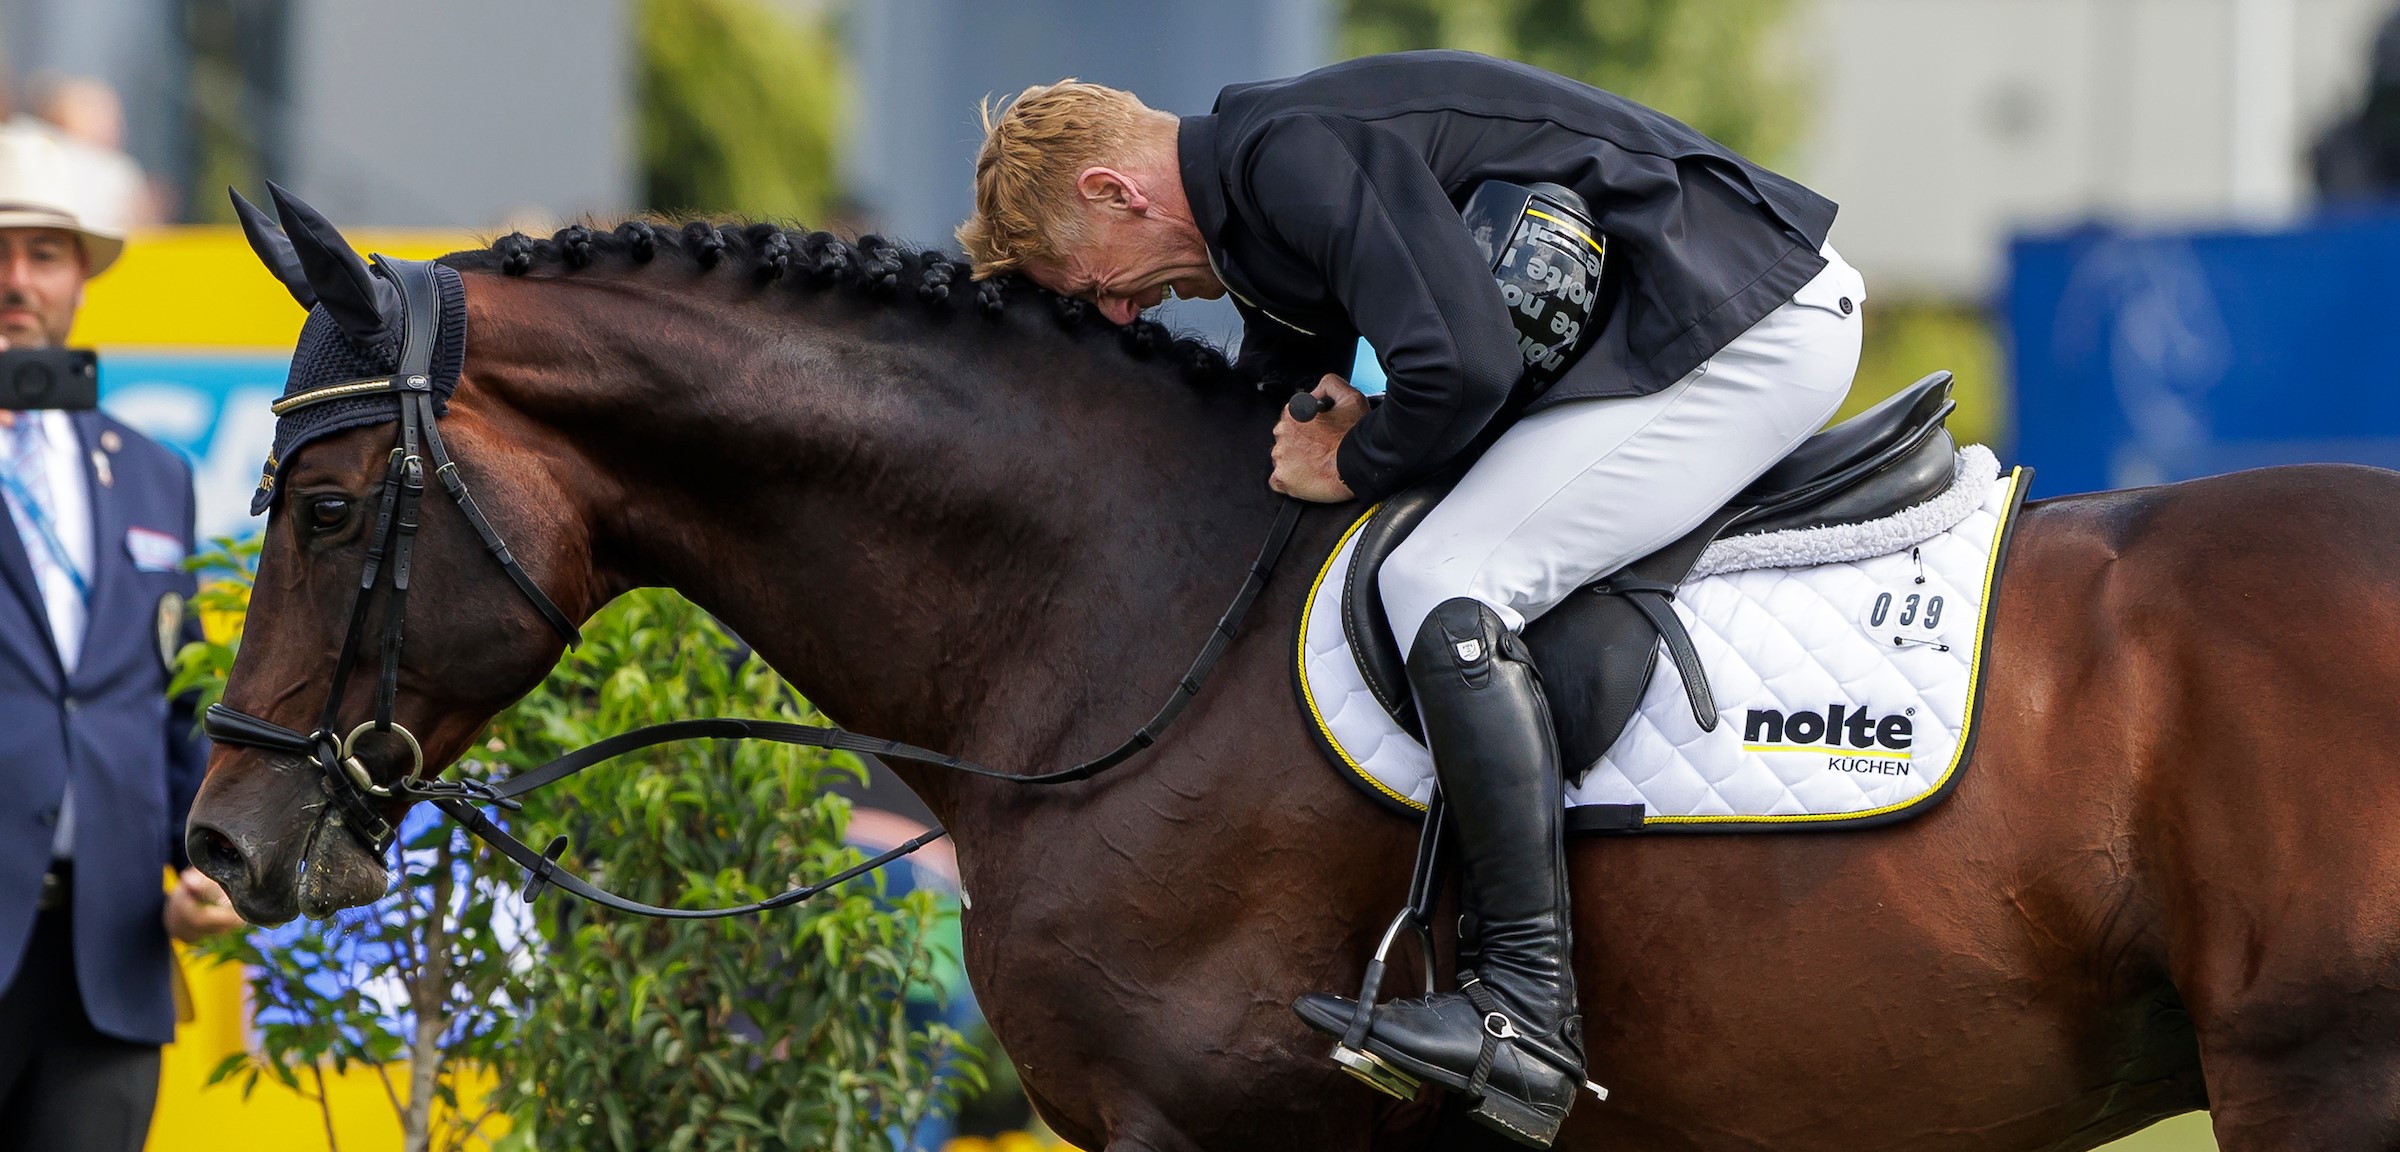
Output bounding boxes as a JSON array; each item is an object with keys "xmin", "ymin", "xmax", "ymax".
[{"xmin": 0, "ymin": 348, "xmax": 98, "ymax": 410}]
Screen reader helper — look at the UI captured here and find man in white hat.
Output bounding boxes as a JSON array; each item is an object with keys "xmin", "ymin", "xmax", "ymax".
[{"xmin": 0, "ymin": 125, "xmax": 242, "ymax": 1150}]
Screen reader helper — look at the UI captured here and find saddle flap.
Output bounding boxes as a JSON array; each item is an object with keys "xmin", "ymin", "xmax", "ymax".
[
  {"xmin": 1342, "ymin": 479, "xmax": 1455, "ymax": 735},
  {"xmin": 1524, "ymin": 509, "xmax": 1736, "ymax": 773}
]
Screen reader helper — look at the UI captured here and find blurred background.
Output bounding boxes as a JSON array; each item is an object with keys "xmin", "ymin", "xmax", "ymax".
[{"xmin": 12, "ymin": 0, "xmax": 2400, "ymax": 1148}]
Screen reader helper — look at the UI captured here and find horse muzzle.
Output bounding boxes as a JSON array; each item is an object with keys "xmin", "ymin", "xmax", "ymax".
[{"xmin": 188, "ymin": 752, "xmax": 393, "ymax": 926}]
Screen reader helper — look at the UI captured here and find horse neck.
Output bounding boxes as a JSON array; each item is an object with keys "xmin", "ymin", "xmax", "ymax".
[{"xmin": 477, "ymin": 275, "xmax": 1277, "ymax": 824}]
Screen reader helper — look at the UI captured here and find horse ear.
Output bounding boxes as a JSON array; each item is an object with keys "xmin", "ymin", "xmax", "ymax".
[
  {"xmin": 230, "ymin": 188, "xmax": 316, "ymax": 311},
  {"xmin": 265, "ymin": 180, "xmax": 397, "ymax": 345}
]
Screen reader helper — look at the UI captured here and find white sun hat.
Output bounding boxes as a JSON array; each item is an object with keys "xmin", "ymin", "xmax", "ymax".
[{"xmin": 0, "ymin": 125, "xmax": 124, "ymax": 276}]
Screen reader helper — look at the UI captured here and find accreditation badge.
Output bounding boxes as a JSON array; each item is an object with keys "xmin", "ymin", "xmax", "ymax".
[{"xmin": 156, "ymin": 590, "xmax": 186, "ymax": 671}]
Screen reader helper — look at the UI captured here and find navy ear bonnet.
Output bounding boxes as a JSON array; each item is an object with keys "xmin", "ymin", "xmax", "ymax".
[{"xmin": 250, "ymin": 261, "xmax": 466, "ymax": 515}]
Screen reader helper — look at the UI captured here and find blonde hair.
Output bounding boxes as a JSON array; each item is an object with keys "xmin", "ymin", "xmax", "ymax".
[{"xmin": 957, "ymin": 79, "xmax": 1174, "ymax": 278}]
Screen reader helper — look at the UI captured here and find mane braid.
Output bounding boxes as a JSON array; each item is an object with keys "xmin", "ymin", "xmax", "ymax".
[{"xmin": 444, "ymin": 218, "xmax": 1265, "ymax": 397}]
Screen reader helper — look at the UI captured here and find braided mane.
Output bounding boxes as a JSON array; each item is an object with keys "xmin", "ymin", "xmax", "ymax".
[{"xmin": 442, "ymin": 220, "xmax": 1266, "ymax": 398}]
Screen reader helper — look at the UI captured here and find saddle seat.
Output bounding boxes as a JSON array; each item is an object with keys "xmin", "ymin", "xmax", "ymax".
[{"xmin": 1343, "ymin": 371, "xmax": 1961, "ymax": 772}]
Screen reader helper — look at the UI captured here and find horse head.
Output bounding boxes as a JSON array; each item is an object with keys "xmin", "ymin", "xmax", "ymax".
[{"xmin": 188, "ymin": 188, "xmax": 597, "ymax": 925}]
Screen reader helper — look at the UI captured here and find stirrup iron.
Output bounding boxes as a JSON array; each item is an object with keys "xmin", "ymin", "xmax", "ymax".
[
  {"xmin": 1331, "ymin": 1040, "xmax": 1421, "ymax": 1099},
  {"xmin": 1328, "ymin": 789, "xmax": 1447, "ymax": 1100}
]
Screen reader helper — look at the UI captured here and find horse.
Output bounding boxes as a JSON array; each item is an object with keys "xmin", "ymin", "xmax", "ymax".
[{"xmin": 185, "ymin": 214, "xmax": 2400, "ymax": 1152}]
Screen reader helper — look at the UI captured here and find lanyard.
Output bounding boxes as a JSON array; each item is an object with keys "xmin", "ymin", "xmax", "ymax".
[{"xmin": 0, "ymin": 430, "xmax": 91, "ymax": 602}]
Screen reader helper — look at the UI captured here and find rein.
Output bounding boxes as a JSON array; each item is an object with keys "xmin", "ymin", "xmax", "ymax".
[{"xmin": 204, "ymin": 253, "xmax": 1307, "ymax": 919}]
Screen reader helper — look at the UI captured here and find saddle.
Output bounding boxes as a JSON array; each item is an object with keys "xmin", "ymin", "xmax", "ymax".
[{"xmin": 1341, "ymin": 372, "xmax": 1961, "ymax": 797}]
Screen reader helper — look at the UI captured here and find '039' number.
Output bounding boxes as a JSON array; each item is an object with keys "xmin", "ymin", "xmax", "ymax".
[{"xmin": 1870, "ymin": 591, "xmax": 1945, "ymax": 631}]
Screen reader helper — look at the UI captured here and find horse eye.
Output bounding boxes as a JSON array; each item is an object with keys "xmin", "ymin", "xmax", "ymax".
[{"xmin": 308, "ymin": 498, "xmax": 350, "ymax": 530}]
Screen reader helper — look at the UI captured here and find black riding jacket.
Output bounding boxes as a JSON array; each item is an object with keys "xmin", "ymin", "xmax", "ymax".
[{"xmin": 1178, "ymin": 50, "xmax": 1838, "ymax": 503}]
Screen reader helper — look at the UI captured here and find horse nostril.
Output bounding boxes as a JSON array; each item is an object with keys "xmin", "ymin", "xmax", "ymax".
[{"xmin": 187, "ymin": 824, "xmax": 251, "ymax": 891}]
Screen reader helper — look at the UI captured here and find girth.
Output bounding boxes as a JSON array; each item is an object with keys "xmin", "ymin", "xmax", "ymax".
[{"xmin": 205, "ymin": 252, "xmax": 1309, "ymax": 919}]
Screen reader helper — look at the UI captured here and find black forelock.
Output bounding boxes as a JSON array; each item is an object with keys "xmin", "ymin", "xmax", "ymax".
[{"xmin": 442, "ymin": 219, "xmax": 1265, "ymax": 397}]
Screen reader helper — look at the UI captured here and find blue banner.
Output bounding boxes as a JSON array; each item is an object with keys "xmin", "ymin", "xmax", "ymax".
[
  {"xmin": 98, "ymin": 351, "xmax": 287, "ymax": 542},
  {"xmin": 2008, "ymin": 210, "xmax": 2400, "ymax": 496}
]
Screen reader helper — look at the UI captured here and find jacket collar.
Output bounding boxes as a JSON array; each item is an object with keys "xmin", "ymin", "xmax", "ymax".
[
  {"xmin": 1177, "ymin": 114, "xmax": 1229, "ymax": 250},
  {"xmin": 1177, "ymin": 113, "xmax": 1296, "ymax": 325}
]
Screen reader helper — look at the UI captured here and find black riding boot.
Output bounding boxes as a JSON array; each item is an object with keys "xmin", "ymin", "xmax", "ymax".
[{"xmin": 1294, "ymin": 597, "xmax": 1586, "ymax": 1148}]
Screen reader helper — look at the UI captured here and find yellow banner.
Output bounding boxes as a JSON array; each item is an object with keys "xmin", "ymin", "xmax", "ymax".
[{"xmin": 73, "ymin": 226, "xmax": 477, "ymax": 350}]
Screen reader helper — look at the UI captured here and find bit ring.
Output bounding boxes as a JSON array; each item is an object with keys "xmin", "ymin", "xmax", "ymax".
[{"xmin": 340, "ymin": 722, "xmax": 425, "ymax": 797}]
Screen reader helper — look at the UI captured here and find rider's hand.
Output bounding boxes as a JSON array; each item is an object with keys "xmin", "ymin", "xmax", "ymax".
[
  {"xmin": 1270, "ymin": 375, "xmax": 1363, "ymax": 503},
  {"xmin": 165, "ymin": 867, "xmax": 248, "ymax": 942}
]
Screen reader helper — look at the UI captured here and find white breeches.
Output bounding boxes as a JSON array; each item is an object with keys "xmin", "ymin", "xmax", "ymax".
[{"xmin": 1380, "ymin": 244, "xmax": 1866, "ymax": 647}]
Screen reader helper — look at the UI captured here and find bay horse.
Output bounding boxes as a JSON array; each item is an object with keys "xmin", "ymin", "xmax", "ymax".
[{"xmin": 187, "ymin": 217, "xmax": 2400, "ymax": 1152}]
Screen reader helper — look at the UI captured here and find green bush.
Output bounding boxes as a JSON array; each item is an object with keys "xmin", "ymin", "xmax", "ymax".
[
  {"xmin": 483, "ymin": 590, "xmax": 981, "ymax": 1151},
  {"xmin": 177, "ymin": 536, "xmax": 978, "ymax": 1152}
]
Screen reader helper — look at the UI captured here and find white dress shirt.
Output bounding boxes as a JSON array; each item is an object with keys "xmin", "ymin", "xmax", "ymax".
[{"xmin": 1, "ymin": 410, "xmax": 94, "ymax": 857}]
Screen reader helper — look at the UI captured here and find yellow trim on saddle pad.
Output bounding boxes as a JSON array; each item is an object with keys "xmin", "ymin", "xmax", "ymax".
[{"xmin": 1295, "ymin": 503, "xmax": 1422, "ymax": 810}]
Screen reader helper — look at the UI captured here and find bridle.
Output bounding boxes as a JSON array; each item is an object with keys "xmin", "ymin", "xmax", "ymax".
[{"xmin": 203, "ymin": 254, "xmax": 1306, "ymax": 919}]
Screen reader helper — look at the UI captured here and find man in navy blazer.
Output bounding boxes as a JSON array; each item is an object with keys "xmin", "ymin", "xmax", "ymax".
[{"xmin": 0, "ymin": 126, "xmax": 243, "ymax": 1150}]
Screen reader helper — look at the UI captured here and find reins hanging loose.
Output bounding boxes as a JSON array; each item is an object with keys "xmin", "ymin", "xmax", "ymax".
[{"xmin": 204, "ymin": 252, "xmax": 1309, "ymax": 920}]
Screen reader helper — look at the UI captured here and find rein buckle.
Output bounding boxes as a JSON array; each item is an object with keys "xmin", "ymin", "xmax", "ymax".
[
  {"xmin": 340, "ymin": 754, "xmax": 388, "ymax": 798},
  {"xmin": 392, "ymin": 775, "xmax": 522, "ymax": 811}
]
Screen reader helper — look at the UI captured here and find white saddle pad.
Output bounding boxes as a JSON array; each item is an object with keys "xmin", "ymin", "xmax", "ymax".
[{"xmin": 1296, "ymin": 447, "xmax": 2027, "ymax": 832}]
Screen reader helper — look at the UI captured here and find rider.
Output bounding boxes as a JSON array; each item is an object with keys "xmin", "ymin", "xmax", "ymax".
[{"xmin": 959, "ymin": 50, "xmax": 1863, "ymax": 1147}]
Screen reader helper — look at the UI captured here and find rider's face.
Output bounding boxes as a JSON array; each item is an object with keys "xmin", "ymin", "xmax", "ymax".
[{"xmin": 1025, "ymin": 190, "xmax": 1223, "ymax": 326}]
